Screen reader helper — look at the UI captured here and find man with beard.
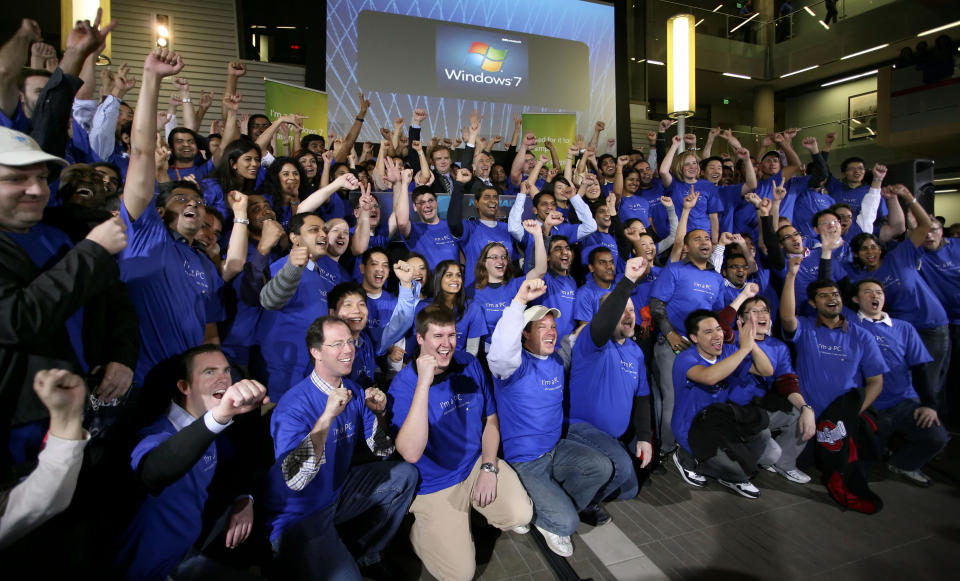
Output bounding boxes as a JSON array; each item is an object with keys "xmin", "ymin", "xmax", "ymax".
[
  {"xmin": 488, "ymin": 279, "xmax": 613, "ymax": 558},
  {"xmin": 568, "ymin": 258, "xmax": 655, "ymax": 516},
  {"xmin": 166, "ymin": 127, "xmax": 214, "ymax": 182},
  {"xmin": 118, "ymin": 48, "xmax": 230, "ymax": 386},
  {"xmin": 650, "ymin": 227, "xmax": 728, "ymax": 454}
]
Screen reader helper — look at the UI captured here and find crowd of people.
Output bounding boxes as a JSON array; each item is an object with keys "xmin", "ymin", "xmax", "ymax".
[{"xmin": 0, "ymin": 11, "xmax": 956, "ymax": 581}]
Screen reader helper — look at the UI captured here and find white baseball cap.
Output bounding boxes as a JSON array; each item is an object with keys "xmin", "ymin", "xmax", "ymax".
[
  {"xmin": 0, "ymin": 127, "xmax": 68, "ymax": 167},
  {"xmin": 523, "ymin": 305, "xmax": 561, "ymax": 327}
]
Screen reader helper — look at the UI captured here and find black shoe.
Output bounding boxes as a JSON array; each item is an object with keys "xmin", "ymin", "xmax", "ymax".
[
  {"xmin": 579, "ymin": 503, "xmax": 612, "ymax": 527},
  {"xmin": 359, "ymin": 560, "xmax": 399, "ymax": 581}
]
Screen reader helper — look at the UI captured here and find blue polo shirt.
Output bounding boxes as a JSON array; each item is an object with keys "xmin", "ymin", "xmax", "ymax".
[
  {"xmin": 458, "ymin": 219, "xmax": 516, "ymax": 288},
  {"xmin": 785, "ymin": 316, "xmax": 888, "ymax": 416},
  {"xmin": 846, "ymin": 241, "xmax": 948, "ymax": 329},
  {"xmin": 568, "ymin": 327, "xmax": 650, "ymax": 439},
  {"xmin": 573, "ymin": 278, "xmax": 614, "ymax": 324},
  {"xmin": 579, "ymin": 231, "xmax": 622, "ymax": 272},
  {"xmin": 920, "ymin": 239, "xmax": 960, "ymax": 324},
  {"xmin": 650, "ymin": 261, "xmax": 726, "ymax": 335},
  {"xmin": 827, "ymin": 177, "xmax": 886, "ymax": 220},
  {"xmin": 666, "ymin": 178, "xmax": 721, "ymax": 234},
  {"xmin": 266, "ymin": 373, "xmax": 376, "ymax": 541},
  {"xmin": 114, "ymin": 407, "xmax": 219, "ymax": 581},
  {"xmin": 406, "ymin": 221, "xmax": 459, "ymax": 269},
  {"xmin": 389, "ymin": 352, "xmax": 496, "ymax": 493},
  {"xmin": 119, "ymin": 199, "xmax": 224, "ymax": 385},
  {"xmin": 672, "ymin": 344, "xmax": 752, "ymax": 453},
  {"xmin": 471, "ymin": 278, "xmax": 524, "ymax": 339},
  {"xmin": 494, "ymin": 352, "xmax": 565, "ymax": 463},
  {"xmin": 366, "ymin": 289, "xmax": 398, "ymax": 352},
  {"xmin": 257, "ymin": 255, "xmax": 343, "ymax": 398},
  {"xmin": 536, "ymin": 270, "xmax": 578, "ymax": 337},
  {"xmin": 727, "ymin": 336, "xmax": 794, "ymax": 405},
  {"xmin": 853, "ymin": 315, "xmax": 932, "ymax": 411}
]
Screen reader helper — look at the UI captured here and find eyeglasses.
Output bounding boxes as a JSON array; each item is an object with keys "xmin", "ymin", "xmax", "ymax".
[
  {"xmin": 170, "ymin": 195, "xmax": 205, "ymax": 206},
  {"xmin": 818, "ymin": 219, "xmax": 840, "ymax": 228},
  {"xmin": 324, "ymin": 338, "xmax": 358, "ymax": 350},
  {"xmin": 779, "ymin": 232, "xmax": 804, "ymax": 242},
  {"xmin": 743, "ymin": 308, "xmax": 770, "ymax": 315},
  {"xmin": 486, "ymin": 254, "xmax": 509, "ymax": 261}
]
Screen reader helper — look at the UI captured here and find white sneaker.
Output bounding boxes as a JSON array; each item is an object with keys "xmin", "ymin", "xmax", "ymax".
[
  {"xmin": 771, "ymin": 465, "xmax": 811, "ymax": 484},
  {"xmin": 717, "ymin": 479, "xmax": 760, "ymax": 499},
  {"xmin": 535, "ymin": 525, "xmax": 573, "ymax": 557},
  {"xmin": 511, "ymin": 524, "xmax": 530, "ymax": 534}
]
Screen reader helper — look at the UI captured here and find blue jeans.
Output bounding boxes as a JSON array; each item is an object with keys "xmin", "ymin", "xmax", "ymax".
[
  {"xmin": 512, "ymin": 438, "xmax": 612, "ymax": 536},
  {"xmin": 876, "ymin": 399, "xmax": 950, "ymax": 472},
  {"xmin": 566, "ymin": 422, "xmax": 639, "ymax": 501},
  {"xmin": 273, "ymin": 460, "xmax": 419, "ymax": 581}
]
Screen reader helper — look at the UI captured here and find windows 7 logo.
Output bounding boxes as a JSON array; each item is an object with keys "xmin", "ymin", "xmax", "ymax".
[{"xmin": 467, "ymin": 42, "xmax": 508, "ymax": 72}]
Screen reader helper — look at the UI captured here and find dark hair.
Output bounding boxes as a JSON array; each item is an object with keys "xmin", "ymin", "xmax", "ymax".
[
  {"xmin": 597, "ymin": 153, "xmax": 615, "ymax": 166},
  {"xmin": 91, "ymin": 161, "xmax": 122, "ymax": 176},
  {"xmin": 177, "ymin": 344, "xmax": 225, "ymax": 383},
  {"xmin": 722, "ymin": 252, "xmax": 748, "ymax": 270},
  {"xmin": 247, "ymin": 114, "xmax": 270, "ymax": 135},
  {"xmin": 300, "ymin": 134, "xmax": 325, "ymax": 150},
  {"xmin": 362, "ymin": 246, "xmax": 390, "ymax": 266},
  {"xmin": 840, "ymin": 157, "xmax": 865, "ymax": 173},
  {"xmin": 683, "ymin": 229, "xmax": 709, "ymax": 246},
  {"xmin": 260, "ymin": 156, "xmax": 309, "ymax": 217},
  {"xmin": 684, "ymin": 309, "xmax": 717, "ymax": 337},
  {"xmin": 812, "ymin": 208, "xmax": 841, "ymax": 229},
  {"xmin": 736, "ymin": 296, "xmax": 771, "ymax": 319},
  {"xmin": 156, "ymin": 180, "xmax": 203, "ymax": 207},
  {"xmin": 699, "ymin": 156, "xmax": 724, "ymax": 171},
  {"xmin": 412, "ymin": 185, "xmax": 435, "ymax": 203},
  {"xmin": 621, "ymin": 168, "xmax": 640, "ymax": 191},
  {"xmin": 473, "ymin": 185, "xmax": 499, "ymax": 203},
  {"xmin": 305, "ymin": 315, "xmax": 350, "ymax": 353},
  {"xmin": 532, "ymin": 191, "xmax": 555, "ymax": 210},
  {"xmin": 850, "ymin": 232, "xmax": 886, "ymax": 268},
  {"xmin": 806, "ymin": 279, "xmax": 840, "ymax": 303},
  {"xmin": 548, "ymin": 235, "xmax": 571, "ymax": 253},
  {"xmin": 588, "ymin": 246, "xmax": 614, "ymax": 265},
  {"xmin": 207, "ymin": 133, "xmax": 222, "ymax": 142},
  {"xmin": 474, "ymin": 242, "xmax": 514, "ymax": 289},
  {"xmin": 168, "ymin": 127, "xmax": 200, "ymax": 148},
  {"xmin": 852, "ymin": 277, "xmax": 885, "ymax": 296},
  {"xmin": 209, "ymin": 138, "xmax": 261, "ymax": 193},
  {"xmin": 17, "ymin": 68, "xmax": 51, "ymax": 91},
  {"xmin": 286, "ymin": 212, "xmax": 317, "ymax": 235},
  {"xmin": 829, "ymin": 202, "xmax": 853, "ymax": 215},
  {"xmin": 760, "ymin": 150, "xmax": 781, "ymax": 163},
  {"xmin": 430, "ymin": 144, "xmax": 453, "ymax": 161},
  {"xmin": 205, "ymin": 206, "xmax": 225, "ymax": 226},
  {"xmin": 430, "ymin": 260, "xmax": 467, "ymax": 318},
  {"xmin": 327, "ymin": 282, "xmax": 366, "ymax": 313},
  {"xmin": 415, "ymin": 304, "xmax": 458, "ymax": 338}
]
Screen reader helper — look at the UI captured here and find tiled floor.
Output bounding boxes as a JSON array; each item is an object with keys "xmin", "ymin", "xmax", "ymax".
[{"xmin": 390, "ymin": 436, "xmax": 960, "ymax": 580}]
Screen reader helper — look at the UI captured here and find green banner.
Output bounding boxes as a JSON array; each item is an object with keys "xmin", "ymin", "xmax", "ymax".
[
  {"xmin": 264, "ymin": 78, "xmax": 328, "ymax": 137},
  {"xmin": 521, "ymin": 113, "xmax": 577, "ymax": 167}
]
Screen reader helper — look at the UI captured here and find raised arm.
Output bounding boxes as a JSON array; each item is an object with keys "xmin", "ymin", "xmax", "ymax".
[
  {"xmin": 221, "ymin": 192, "xmax": 249, "ymax": 282},
  {"xmin": 686, "ymin": 318, "xmax": 760, "ymax": 386},
  {"xmin": 510, "ymin": 132, "xmax": 536, "ymax": 187},
  {"xmin": 350, "ymin": 183, "xmax": 374, "ymax": 256},
  {"xmin": 670, "ymin": 187, "xmax": 698, "ymax": 263},
  {"xmin": 298, "ymin": 173, "xmax": 358, "ymax": 214},
  {"xmin": 395, "ymin": 355, "xmax": 437, "ymax": 463},
  {"xmin": 172, "ymin": 77, "xmax": 198, "ymax": 132},
  {"xmin": 587, "ymin": 121, "xmax": 605, "ymax": 151},
  {"xmin": 903, "ymin": 185, "xmax": 933, "ymax": 247},
  {"xmin": 702, "ymin": 127, "xmax": 720, "ymax": 158},
  {"xmin": 0, "ymin": 20, "xmax": 41, "ymax": 118},
  {"xmin": 334, "ymin": 91, "xmax": 370, "ymax": 163},
  {"xmin": 394, "ymin": 168, "xmax": 413, "ymax": 238},
  {"xmin": 659, "ymin": 135, "xmax": 681, "ymax": 188},
  {"xmin": 776, "ymin": 129, "xmax": 802, "ymax": 182},
  {"xmin": 125, "ymin": 48, "xmax": 184, "ymax": 221},
  {"xmin": 489, "ymin": 280, "xmax": 547, "ymax": 379},
  {"xmin": 779, "ymin": 257, "xmax": 801, "ymax": 336},
  {"xmin": 589, "ymin": 257, "xmax": 645, "ymax": 347},
  {"xmin": 522, "ymin": 220, "xmax": 548, "ymax": 279}
]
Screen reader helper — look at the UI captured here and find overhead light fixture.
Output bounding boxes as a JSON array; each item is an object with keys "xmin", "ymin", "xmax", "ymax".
[
  {"xmin": 933, "ymin": 178, "xmax": 960, "ymax": 184},
  {"xmin": 647, "ymin": 59, "xmax": 665, "ymax": 65},
  {"xmin": 841, "ymin": 43, "xmax": 889, "ymax": 60},
  {"xmin": 865, "ymin": 127, "xmax": 876, "ymax": 136},
  {"xmin": 821, "ymin": 69, "xmax": 878, "ymax": 87},
  {"xmin": 276, "ymin": 25, "xmax": 296, "ymax": 30},
  {"xmin": 712, "ymin": 4, "xmax": 723, "ymax": 12},
  {"xmin": 780, "ymin": 64, "xmax": 820, "ymax": 78},
  {"xmin": 667, "ymin": 14, "xmax": 695, "ymax": 117},
  {"xmin": 696, "ymin": 19, "xmax": 705, "ymax": 27},
  {"xmin": 155, "ymin": 14, "xmax": 171, "ymax": 48},
  {"xmin": 819, "ymin": 20, "xmax": 830, "ymax": 30},
  {"xmin": 917, "ymin": 20, "xmax": 960, "ymax": 37},
  {"xmin": 936, "ymin": 188, "xmax": 958, "ymax": 193},
  {"xmin": 731, "ymin": 13, "xmax": 758, "ymax": 34},
  {"xmin": 723, "ymin": 72, "xmax": 751, "ymax": 79},
  {"xmin": 850, "ymin": 118, "xmax": 862, "ymax": 125},
  {"xmin": 804, "ymin": 6, "xmax": 816, "ymax": 17}
]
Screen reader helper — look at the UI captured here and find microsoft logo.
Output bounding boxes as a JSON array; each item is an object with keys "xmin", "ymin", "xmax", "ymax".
[{"xmin": 467, "ymin": 42, "xmax": 508, "ymax": 73}]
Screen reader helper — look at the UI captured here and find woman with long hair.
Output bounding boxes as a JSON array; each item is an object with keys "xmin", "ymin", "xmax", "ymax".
[
  {"xmin": 200, "ymin": 137, "xmax": 262, "ymax": 218},
  {"xmin": 659, "ymin": 134, "xmax": 721, "ymax": 243},
  {"xmin": 258, "ymin": 156, "xmax": 308, "ymax": 228}
]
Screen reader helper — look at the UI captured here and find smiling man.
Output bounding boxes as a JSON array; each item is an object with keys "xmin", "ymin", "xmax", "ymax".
[
  {"xmin": 396, "ymin": 186, "xmax": 459, "ymax": 269},
  {"xmin": 266, "ymin": 316, "xmax": 417, "ymax": 579},
  {"xmin": 326, "ymin": 282, "xmax": 377, "ymax": 389},
  {"xmin": 390, "ymin": 305, "xmax": 533, "ymax": 581},
  {"xmin": 447, "ymin": 170, "xmax": 517, "ymax": 288}
]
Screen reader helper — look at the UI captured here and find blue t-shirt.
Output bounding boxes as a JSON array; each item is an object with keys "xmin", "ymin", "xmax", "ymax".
[
  {"xmin": 792, "ymin": 182, "xmax": 835, "ymax": 241},
  {"xmin": 847, "ymin": 242, "xmax": 948, "ymax": 329},
  {"xmin": 493, "ymin": 352, "xmax": 565, "ymax": 463},
  {"xmin": 727, "ymin": 336, "xmax": 794, "ymax": 405},
  {"xmin": 168, "ymin": 158, "xmax": 215, "ymax": 183},
  {"xmin": 388, "ymin": 351, "xmax": 496, "ymax": 493},
  {"xmin": 579, "ymin": 231, "xmax": 621, "ymax": 272},
  {"xmin": 458, "ymin": 219, "xmax": 516, "ymax": 288},
  {"xmin": 638, "ymin": 184, "xmax": 669, "ymax": 238},
  {"xmin": 568, "ymin": 328, "xmax": 650, "ymax": 438},
  {"xmin": 733, "ymin": 173, "xmax": 781, "ymax": 241},
  {"xmin": 350, "ymin": 330, "xmax": 377, "ymax": 389},
  {"xmin": 852, "ymin": 316, "xmax": 932, "ymax": 410},
  {"xmin": 716, "ymin": 183, "xmax": 745, "ymax": 236},
  {"xmin": 471, "ymin": 278, "xmax": 524, "ymax": 339},
  {"xmin": 518, "ymin": 221, "xmax": 581, "ymax": 274},
  {"xmin": 667, "ymin": 178, "xmax": 721, "ymax": 234},
  {"xmin": 257, "ymin": 256, "xmax": 343, "ymax": 398},
  {"xmin": 671, "ymin": 344, "xmax": 751, "ymax": 453},
  {"xmin": 366, "ymin": 289, "xmax": 398, "ymax": 352},
  {"xmin": 785, "ymin": 316, "xmax": 889, "ymax": 416},
  {"xmin": 266, "ymin": 374, "xmax": 376, "ymax": 541},
  {"xmin": 827, "ymin": 176, "xmax": 886, "ymax": 221},
  {"xmin": 406, "ymin": 221, "xmax": 459, "ymax": 269},
  {"xmin": 404, "ymin": 299, "xmax": 487, "ymax": 357},
  {"xmin": 573, "ymin": 278, "xmax": 614, "ymax": 324},
  {"xmin": 791, "ymin": 247, "xmax": 849, "ymax": 317},
  {"xmin": 619, "ymin": 194, "xmax": 652, "ymax": 227},
  {"xmin": 195, "ymin": 177, "xmax": 230, "ymax": 220},
  {"xmin": 114, "ymin": 411, "xmax": 218, "ymax": 581},
  {"xmin": 631, "ymin": 265, "xmax": 662, "ymax": 312},
  {"xmin": 650, "ymin": 261, "xmax": 726, "ymax": 335},
  {"xmin": 535, "ymin": 270, "xmax": 578, "ymax": 337},
  {"xmin": 920, "ymin": 239, "xmax": 960, "ymax": 324},
  {"xmin": 119, "ymin": 200, "xmax": 224, "ymax": 385},
  {"xmin": 0, "ymin": 100, "xmax": 29, "ymax": 132}
]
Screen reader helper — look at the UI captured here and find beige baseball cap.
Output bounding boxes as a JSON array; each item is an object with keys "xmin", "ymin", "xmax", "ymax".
[
  {"xmin": 523, "ymin": 305, "xmax": 561, "ymax": 327},
  {"xmin": 0, "ymin": 127, "xmax": 68, "ymax": 167}
]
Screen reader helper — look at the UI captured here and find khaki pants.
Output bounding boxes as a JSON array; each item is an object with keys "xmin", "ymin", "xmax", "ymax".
[{"xmin": 409, "ymin": 457, "xmax": 533, "ymax": 581}]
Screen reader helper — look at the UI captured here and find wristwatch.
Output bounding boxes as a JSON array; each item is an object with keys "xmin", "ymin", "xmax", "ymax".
[{"xmin": 480, "ymin": 462, "xmax": 499, "ymax": 474}]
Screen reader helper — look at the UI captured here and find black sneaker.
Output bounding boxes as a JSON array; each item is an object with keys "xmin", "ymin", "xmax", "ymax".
[
  {"xmin": 672, "ymin": 451, "xmax": 707, "ymax": 487},
  {"xmin": 579, "ymin": 504, "xmax": 612, "ymax": 527}
]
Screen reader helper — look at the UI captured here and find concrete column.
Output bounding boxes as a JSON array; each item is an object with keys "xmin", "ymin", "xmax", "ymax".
[{"xmin": 753, "ymin": 85, "xmax": 775, "ymax": 136}]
